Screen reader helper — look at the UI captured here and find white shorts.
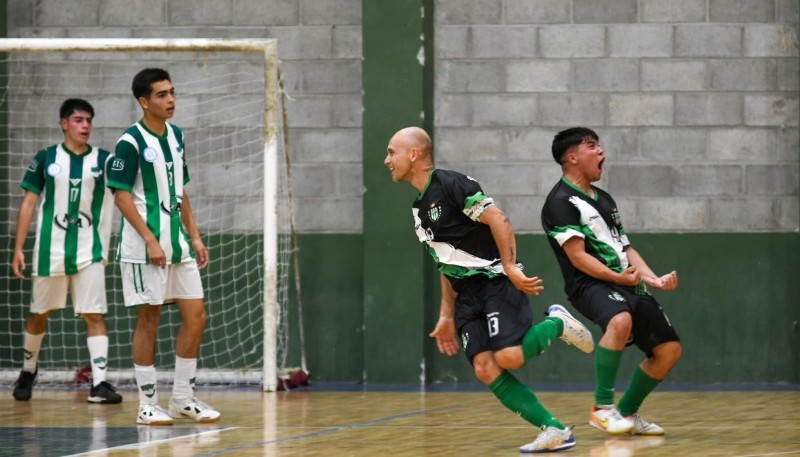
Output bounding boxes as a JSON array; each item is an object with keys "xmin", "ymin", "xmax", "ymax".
[
  {"xmin": 121, "ymin": 260, "xmax": 204, "ymax": 307},
  {"xmin": 31, "ymin": 262, "xmax": 107, "ymax": 315}
]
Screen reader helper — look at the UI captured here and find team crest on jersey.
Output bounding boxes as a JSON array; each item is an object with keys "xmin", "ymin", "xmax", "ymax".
[
  {"xmin": 428, "ymin": 202, "xmax": 442, "ymax": 222},
  {"xmin": 611, "ymin": 208, "xmax": 622, "ymax": 226},
  {"xmin": 91, "ymin": 166, "xmax": 103, "ymax": 179},
  {"xmin": 176, "ymin": 145, "xmax": 184, "ymax": 155},
  {"xmin": 54, "ymin": 211, "xmax": 93, "ymax": 230},
  {"xmin": 608, "ymin": 291, "xmax": 626, "ymax": 302},
  {"xmin": 46, "ymin": 163, "xmax": 62, "ymax": 176},
  {"xmin": 143, "ymin": 147, "xmax": 159, "ymax": 162}
]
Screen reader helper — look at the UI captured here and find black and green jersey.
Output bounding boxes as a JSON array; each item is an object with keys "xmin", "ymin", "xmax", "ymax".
[
  {"xmin": 412, "ymin": 169, "xmax": 519, "ymax": 291},
  {"xmin": 21, "ymin": 144, "xmax": 114, "ymax": 277},
  {"xmin": 542, "ymin": 176, "xmax": 630, "ymax": 298}
]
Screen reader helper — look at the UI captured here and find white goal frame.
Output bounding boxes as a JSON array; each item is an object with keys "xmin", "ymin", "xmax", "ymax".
[{"xmin": 0, "ymin": 38, "xmax": 282, "ymax": 392}]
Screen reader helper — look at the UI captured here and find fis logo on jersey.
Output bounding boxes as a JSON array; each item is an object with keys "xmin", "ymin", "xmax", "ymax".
[
  {"xmin": 428, "ymin": 202, "xmax": 442, "ymax": 222},
  {"xmin": 111, "ymin": 158, "xmax": 125, "ymax": 171},
  {"xmin": 608, "ymin": 291, "xmax": 626, "ymax": 302},
  {"xmin": 161, "ymin": 195, "xmax": 183, "ymax": 216},
  {"xmin": 54, "ymin": 211, "xmax": 93, "ymax": 230}
]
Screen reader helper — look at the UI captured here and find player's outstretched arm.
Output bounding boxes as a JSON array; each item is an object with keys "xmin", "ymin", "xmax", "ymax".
[
  {"xmin": 625, "ymin": 246, "xmax": 678, "ymax": 291},
  {"xmin": 563, "ymin": 237, "xmax": 641, "ymax": 286},
  {"xmin": 114, "ymin": 190, "xmax": 166, "ymax": 268},
  {"xmin": 11, "ymin": 191, "xmax": 39, "ymax": 279},
  {"xmin": 429, "ymin": 274, "xmax": 459, "ymax": 356},
  {"xmin": 180, "ymin": 190, "xmax": 208, "ymax": 269},
  {"xmin": 479, "ymin": 205, "xmax": 544, "ymax": 295}
]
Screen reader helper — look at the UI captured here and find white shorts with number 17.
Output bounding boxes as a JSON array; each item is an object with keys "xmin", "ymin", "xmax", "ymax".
[{"xmin": 121, "ymin": 260, "xmax": 204, "ymax": 307}]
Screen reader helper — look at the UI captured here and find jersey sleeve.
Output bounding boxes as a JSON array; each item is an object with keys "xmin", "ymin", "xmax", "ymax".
[
  {"xmin": 107, "ymin": 139, "xmax": 139, "ymax": 192},
  {"xmin": 20, "ymin": 149, "xmax": 47, "ymax": 194},
  {"xmin": 542, "ymin": 194, "xmax": 584, "ymax": 247},
  {"xmin": 441, "ymin": 171, "xmax": 494, "ymax": 222}
]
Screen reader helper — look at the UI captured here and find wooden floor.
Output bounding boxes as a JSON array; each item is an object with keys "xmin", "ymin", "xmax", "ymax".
[{"xmin": 0, "ymin": 388, "xmax": 798, "ymax": 456}]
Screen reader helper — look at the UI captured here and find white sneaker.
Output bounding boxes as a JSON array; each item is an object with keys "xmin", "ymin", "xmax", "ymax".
[
  {"xmin": 628, "ymin": 414, "xmax": 665, "ymax": 435},
  {"xmin": 589, "ymin": 405, "xmax": 635, "ymax": 435},
  {"xmin": 546, "ymin": 304, "xmax": 595, "ymax": 353},
  {"xmin": 137, "ymin": 404, "xmax": 174, "ymax": 426},
  {"xmin": 168, "ymin": 397, "xmax": 221, "ymax": 423},
  {"xmin": 519, "ymin": 425, "xmax": 576, "ymax": 453}
]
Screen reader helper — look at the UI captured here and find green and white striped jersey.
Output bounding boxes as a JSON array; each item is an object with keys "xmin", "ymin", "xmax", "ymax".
[
  {"xmin": 107, "ymin": 121, "xmax": 193, "ymax": 264},
  {"xmin": 21, "ymin": 144, "xmax": 114, "ymax": 277}
]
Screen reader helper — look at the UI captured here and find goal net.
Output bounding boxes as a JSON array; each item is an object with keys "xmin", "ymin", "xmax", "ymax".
[{"xmin": 0, "ymin": 38, "xmax": 297, "ymax": 391}]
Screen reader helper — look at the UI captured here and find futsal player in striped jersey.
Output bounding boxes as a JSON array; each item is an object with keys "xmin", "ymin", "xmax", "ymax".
[
  {"xmin": 107, "ymin": 68, "xmax": 219, "ymax": 426},
  {"xmin": 11, "ymin": 98, "xmax": 122, "ymax": 404}
]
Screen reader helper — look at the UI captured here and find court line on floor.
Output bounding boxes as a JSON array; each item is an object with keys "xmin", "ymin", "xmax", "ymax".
[
  {"xmin": 196, "ymin": 405, "xmax": 461, "ymax": 456},
  {"xmin": 63, "ymin": 427, "xmax": 241, "ymax": 456},
  {"xmin": 732, "ymin": 451, "xmax": 800, "ymax": 457}
]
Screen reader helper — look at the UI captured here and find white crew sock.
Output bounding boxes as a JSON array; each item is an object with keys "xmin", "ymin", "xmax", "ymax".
[
  {"xmin": 87, "ymin": 335, "xmax": 109, "ymax": 386},
  {"xmin": 134, "ymin": 364, "xmax": 158, "ymax": 405},
  {"xmin": 22, "ymin": 331, "xmax": 45, "ymax": 373}
]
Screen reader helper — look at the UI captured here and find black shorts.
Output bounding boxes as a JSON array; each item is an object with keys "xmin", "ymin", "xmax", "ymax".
[
  {"xmin": 571, "ymin": 281, "xmax": 680, "ymax": 358},
  {"xmin": 454, "ymin": 276, "xmax": 533, "ymax": 364}
]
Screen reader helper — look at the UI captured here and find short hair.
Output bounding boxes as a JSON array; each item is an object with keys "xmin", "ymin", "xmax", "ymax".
[
  {"xmin": 59, "ymin": 98, "xmax": 94, "ymax": 120},
  {"xmin": 131, "ymin": 68, "xmax": 171, "ymax": 99},
  {"xmin": 551, "ymin": 127, "xmax": 599, "ymax": 164}
]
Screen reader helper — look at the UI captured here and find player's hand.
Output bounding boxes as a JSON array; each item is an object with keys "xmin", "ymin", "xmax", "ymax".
[
  {"xmin": 647, "ymin": 271, "xmax": 678, "ymax": 291},
  {"xmin": 616, "ymin": 266, "xmax": 641, "ymax": 286},
  {"xmin": 11, "ymin": 250, "xmax": 27, "ymax": 279},
  {"xmin": 429, "ymin": 316, "xmax": 459, "ymax": 356},
  {"xmin": 192, "ymin": 238, "xmax": 209, "ymax": 269},
  {"xmin": 147, "ymin": 239, "xmax": 167, "ymax": 268},
  {"xmin": 507, "ymin": 267, "xmax": 544, "ymax": 296}
]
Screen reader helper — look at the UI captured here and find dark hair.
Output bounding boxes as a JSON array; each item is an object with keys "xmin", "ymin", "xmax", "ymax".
[
  {"xmin": 551, "ymin": 127, "xmax": 599, "ymax": 164},
  {"xmin": 132, "ymin": 68, "xmax": 171, "ymax": 99},
  {"xmin": 59, "ymin": 98, "xmax": 94, "ymax": 120}
]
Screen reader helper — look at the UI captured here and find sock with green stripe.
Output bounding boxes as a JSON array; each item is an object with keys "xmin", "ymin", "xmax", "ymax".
[
  {"xmin": 618, "ymin": 367, "xmax": 661, "ymax": 417},
  {"xmin": 595, "ymin": 346, "xmax": 624, "ymax": 406},
  {"xmin": 489, "ymin": 370, "xmax": 565, "ymax": 429},
  {"xmin": 521, "ymin": 318, "xmax": 563, "ymax": 360}
]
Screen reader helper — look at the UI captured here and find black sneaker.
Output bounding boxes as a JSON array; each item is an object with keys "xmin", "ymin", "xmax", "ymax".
[
  {"xmin": 88, "ymin": 381, "xmax": 123, "ymax": 404},
  {"xmin": 13, "ymin": 369, "xmax": 37, "ymax": 401}
]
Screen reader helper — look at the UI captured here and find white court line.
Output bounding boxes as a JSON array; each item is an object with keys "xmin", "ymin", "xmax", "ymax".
[
  {"xmin": 732, "ymin": 451, "xmax": 800, "ymax": 457},
  {"xmin": 62, "ymin": 427, "xmax": 240, "ymax": 456}
]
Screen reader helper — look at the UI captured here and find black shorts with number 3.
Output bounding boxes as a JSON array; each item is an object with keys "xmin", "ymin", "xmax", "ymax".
[
  {"xmin": 454, "ymin": 276, "xmax": 533, "ymax": 364},
  {"xmin": 571, "ymin": 281, "xmax": 680, "ymax": 357}
]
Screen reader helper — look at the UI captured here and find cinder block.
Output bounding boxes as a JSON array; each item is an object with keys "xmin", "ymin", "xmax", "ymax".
[
  {"xmin": 642, "ymin": 61, "xmax": 707, "ymax": 91},
  {"xmin": 504, "ymin": 0, "xmax": 570, "ymax": 24},
  {"xmin": 472, "ymin": 163, "xmax": 539, "ymax": 195},
  {"xmin": 7, "ymin": 0, "xmax": 34, "ymax": 27},
  {"xmin": 538, "ymin": 163, "xmax": 566, "ymax": 195},
  {"xmin": 132, "ymin": 26, "xmax": 201, "ymax": 38},
  {"xmin": 709, "ymin": 0, "xmax": 775, "ymax": 23},
  {"xmin": 744, "ymin": 94, "xmax": 799, "ymax": 127},
  {"xmin": 294, "ymin": 128, "xmax": 362, "ymax": 162},
  {"xmin": 777, "ymin": 197, "xmax": 799, "ymax": 231},
  {"xmin": 606, "ymin": 164, "xmax": 673, "ymax": 196},
  {"xmin": 466, "ymin": 26, "xmax": 538, "ymax": 58},
  {"xmin": 291, "ymin": 164, "xmax": 337, "ymax": 197},
  {"xmin": 436, "ymin": 27, "xmax": 468, "ymax": 59},
  {"xmin": 493, "ymin": 196, "xmax": 546, "ymax": 233},
  {"xmin": 267, "ymin": 26, "xmax": 333, "ymax": 60},
  {"xmin": 777, "ymin": 0, "xmax": 800, "ymax": 23},
  {"xmin": 709, "ymin": 198, "xmax": 776, "ymax": 231},
  {"xmin": 608, "ymin": 94, "xmax": 674, "ymax": 126},
  {"xmin": 709, "ymin": 59, "xmax": 777, "ymax": 91},
  {"xmin": 436, "ymin": 0, "xmax": 502, "ymax": 25},
  {"xmin": 608, "ymin": 25, "xmax": 673, "ymax": 58},
  {"xmin": 675, "ymin": 25, "xmax": 742, "ymax": 57},
  {"xmin": 168, "ymin": 0, "xmax": 232, "ymax": 26},
  {"xmin": 37, "ymin": 0, "xmax": 99, "ymax": 27},
  {"xmin": 708, "ymin": 128, "xmax": 777, "ymax": 162},
  {"xmin": 294, "ymin": 197, "xmax": 361, "ymax": 232},
  {"xmin": 504, "ymin": 128, "xmax": 559, "ymax": 161},
  {"xmin": 232, "ymin": 0, "xmax": 299, "ymax": 26},
  {"xmin": 68, "ymin": 27, "xmax": 133, "ymax": 38},
  {"xmin": 613, "ymin": 198, "xmax": 639, "ymax": 231},
  {"xmin": 434, "ymin": 128, "xmax": 505, "ymax": 162},
  {"xmin": 99, "ymin": 0, "xmax": 165, "ymax": 26},
  {"xmin": 506, "ymin": 60, "xmax": 570, "ymax": 92},
  {"xmin": 301, "ymin": 0, "xmax": 360, "ymax": 26},
  {"xmin": 573, "ymin": 59, "xmax": 639, "ymax": 92},
  {"xmin": 778, "ymin": 59, "xmax": 800, "ymax": 91},
  {"xmin": 294, "ymin": 60, "xmax": 361, "ymax": 94},
  {"xmin": 439, "ymin": 61, "xmax": 504, "ymax": 93},
  {"xmin": 640, "ymin": 0, "xmax": 705, "ymax": 22},
  {"xmin": 745, "ymin": 164, "xmax": 800, "ymax": 195},
  {"xmin": 333, "ymin": 26, "xmax": 363, "ymax": 59},
  {"xmin": 286, "ymin": 95, "xmax": 333, "ymax": 128},
  {"xmin": 435, "ymin": 94, "xmax": 472, "ymax": 127},
  {"xmin": 539, "ymin": 93, "xmax": 605, "ymax": 127},
  {"xmin": 777, "ymin": 127, "xmax": 799, "ymax": 162},
  {"xmin": 675, "ymin": 93, "xmax": 743, "ymax": 126},
  {"xmin": 674, "ymin": 165, "xmax": 742, "ymax": 196},
  {"xmin": 640, "ymin": 128, "xmax": 708, "ymax": 162},
  {"xmin": 573, "ymin": 0, "xmax": 638, "ymax": 24},
  {"xmin": 744, "ymin": 25, "xmax": 799, "ymax": 57},
  {"xmin": 638, "ymin": 197, "xmax": 708, "ymax": 230},
  {"xmin": 598, "ymin": 128, "xmax": 640, "ymax": 162},
  {"xmin": 192, "ymin": 162, "xmax": 266, "ymax": 197},
  {"xmin": 471, "ymin": 94, "xmax": 538, "ymax": 127},
  {"xmin": 332, "ymin": 94, "xmax": 362, "ymax": 128},
  {"xmin": 336, "ymin": 164, "xmax": 364, "ymax": 197},
  {"xmin": 539, "ymin": 26, "xmax": 605, "ymax": 58}
]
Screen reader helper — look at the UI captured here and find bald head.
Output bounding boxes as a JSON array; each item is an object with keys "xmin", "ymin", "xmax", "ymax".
[
  {"xmin": 391, "ymin": 126, "xmax": 432, "ymax": 160},
  {"xmin": 385, "ymin": 126, "xmax": 435, "ymax": 190}
]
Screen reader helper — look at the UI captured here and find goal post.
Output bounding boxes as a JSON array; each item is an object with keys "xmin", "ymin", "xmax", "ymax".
[{"xmin": 0, "ymin": 38, "xmax": 293, "ymax": 392}]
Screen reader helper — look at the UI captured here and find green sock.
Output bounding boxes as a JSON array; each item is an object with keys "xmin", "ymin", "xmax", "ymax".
[
  {"xmin": 595, "ymin": 346, "xmax": 624, "ymax": 406},
  {"xmin": 521, "ymin": 318, "xmax": 562, "ymax": 360},
  {"xmin": 618, "ymin": 367, "xmax": 661, "ymax": 416},
  {"xmin": 489, "ymin": 370, "xmax": 565, "ymax": 429}
]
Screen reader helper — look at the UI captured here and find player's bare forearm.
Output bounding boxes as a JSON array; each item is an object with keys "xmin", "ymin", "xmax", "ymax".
[
  {"xmin": 480, "ymin": 205, "xmax": 517, "ymax": 269},
  {"xmin": 625, "ymin": 246, "xmax": 678, "ymax": 290},
  {"xmin": 439, "ymin": 273, "xmax": 456, "ymax": 319},
  {"xmin": 563, "ymin": 237, "xmax": 640, "ymax": 286}
]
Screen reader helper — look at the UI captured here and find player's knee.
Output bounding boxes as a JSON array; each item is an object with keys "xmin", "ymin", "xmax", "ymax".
[
  {"xmin": 606, "ymin": 312, "xmax": 632, "ymax": 338},
  {"xmin": 472, "ymin": 353, "xmax": 501, "ymax": 384},
  {"xmin": 662, "ymin": 341, "xmax": 682, "ymax": 366},
  {"xmin": 493, "ymin": 348, "xmax": 524, "ymax": 370}
]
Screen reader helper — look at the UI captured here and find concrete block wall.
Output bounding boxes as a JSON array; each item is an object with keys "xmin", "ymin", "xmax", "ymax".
[
  {"xmin": 6, "ymin": 0, "xmax": 363, "ymax": 233},
  {"xmin": 435, "ymin": 0, "xmax": 799, "ymax": 233}
]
